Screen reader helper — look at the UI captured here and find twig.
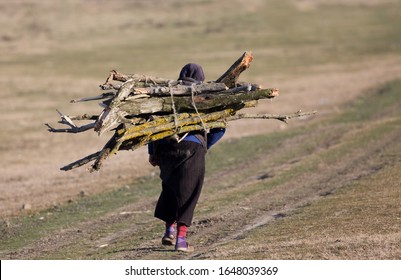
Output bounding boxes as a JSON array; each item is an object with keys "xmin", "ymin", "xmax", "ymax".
[
  {"xmin": 70, "ymin": 92, "xmax": 115, "ymax": 103},
  {"xmin": 69, "ymin": 114, "xmax": 98, "ymax": 121},
  {"xmin": 60, "ymin": 151, "xmax": 101, "ymax": 171},
  {"xmin": 56, "ymin": 109, "xmax": 76, "ymax": 128},
  {"xmin": 45, "ymin": 122, "xmax": 95, "ymax": 133},
  {"xmin": 228, "ymin": 110, "xmax": 317, "ymax": 124}
]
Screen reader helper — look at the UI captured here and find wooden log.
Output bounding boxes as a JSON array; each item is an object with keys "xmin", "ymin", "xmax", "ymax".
[
  {"xmin": 215, "ymin": 51, "xmax": 254, "ymax": 88},
  {"xmin": 133, "ymin": 82, "xmax": 228, "ymax": 96},
  {"xmin": 101, "ymin": 70, "xmax": 174, "ymax": 89},
  {"xmin": 119, "ymin": 88, "xmax": 278, "ymax": 115}
]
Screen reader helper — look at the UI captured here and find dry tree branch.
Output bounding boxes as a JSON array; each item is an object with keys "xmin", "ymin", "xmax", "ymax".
[
  {"xmin": 46, "ymin": 122, "xmax": 96, "ymax": 133},
  {"xmin": 228, "ymin": 110, "xmax": 317, "ymax": 124}
]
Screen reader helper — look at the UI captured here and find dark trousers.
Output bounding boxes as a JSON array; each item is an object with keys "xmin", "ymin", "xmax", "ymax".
[{"xmin": 154, "ymin": 141, "xmax": 206, "ymax": 226}]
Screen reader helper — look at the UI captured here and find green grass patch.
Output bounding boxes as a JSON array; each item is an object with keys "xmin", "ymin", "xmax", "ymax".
[{"xmin": 332, "ymin": 80, "xmax": 401, "ymax": 124}]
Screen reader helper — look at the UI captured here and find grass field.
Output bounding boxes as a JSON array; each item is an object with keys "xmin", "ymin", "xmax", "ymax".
[
  {"xmin": 1, "ymin": 0, "xmax": 401, "ymax": 259},
  {"xmin": 1, "ymin": 79, "xmax": 400, "ymax": 259}
]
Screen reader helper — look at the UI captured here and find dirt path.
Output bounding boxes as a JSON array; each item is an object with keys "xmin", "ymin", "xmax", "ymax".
[{"xmin": 1, "ymin": 56, "xmax": 401, "ymax": 218}]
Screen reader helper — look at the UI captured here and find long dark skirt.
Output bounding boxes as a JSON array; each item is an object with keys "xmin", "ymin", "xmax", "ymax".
[{"xmin": 154, "ymin": 141, "xmax": 206, "ymax": 226}]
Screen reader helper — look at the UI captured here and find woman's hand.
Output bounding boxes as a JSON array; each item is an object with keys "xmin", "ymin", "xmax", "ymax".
[{"xmin": 149, "ymin": 155, "xmax": 159, "ymax": 166}]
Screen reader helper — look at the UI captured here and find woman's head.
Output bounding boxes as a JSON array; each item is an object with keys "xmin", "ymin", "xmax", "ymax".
[{"xmin": 178, "ymin": 63, "xmax": 205, "ymax": 83}]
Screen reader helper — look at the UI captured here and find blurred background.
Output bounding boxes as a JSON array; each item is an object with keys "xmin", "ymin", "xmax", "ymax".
[{"xmin": 1, "ymin": 0, "xmax": 401, "ymax": 217}]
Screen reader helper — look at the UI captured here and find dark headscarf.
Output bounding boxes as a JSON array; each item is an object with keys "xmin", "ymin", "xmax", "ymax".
[{"xmin": 178, "ymin": 63, "xmax": 205, "ymax": 83}]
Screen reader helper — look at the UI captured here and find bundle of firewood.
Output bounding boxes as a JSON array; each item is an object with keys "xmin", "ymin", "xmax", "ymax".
[{"xmin": 47, "ymin": 52, "xmax": 315, "ymax": 172}]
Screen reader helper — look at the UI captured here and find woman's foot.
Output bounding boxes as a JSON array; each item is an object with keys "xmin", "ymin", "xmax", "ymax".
[
  {"xmin": 162, "ymin": 223, "xmax": 175, "ymax": 246},
  {"xmin": 161, "ymin": 234, "xmax": 176, "ymax": 246},
  {"xmin": 175, "ymin": 237, "xmax": 194, "ymax": 252}
]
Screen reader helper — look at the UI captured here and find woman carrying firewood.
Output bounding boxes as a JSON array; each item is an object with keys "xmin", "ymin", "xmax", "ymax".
[{"xmin": 148, "ymin": 63, "xmax": 225, "ymax": 252}]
